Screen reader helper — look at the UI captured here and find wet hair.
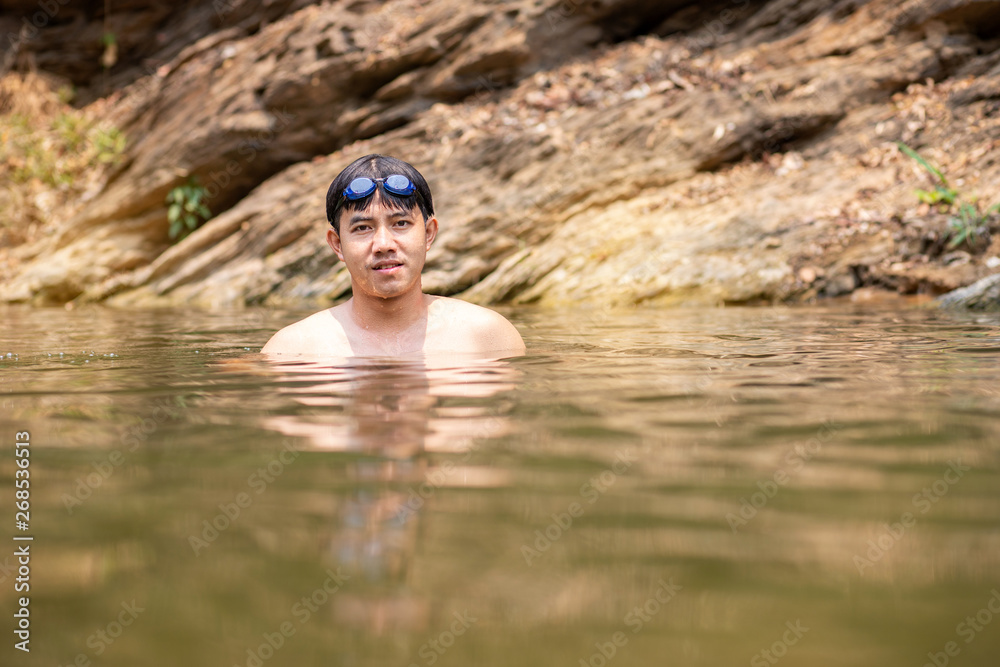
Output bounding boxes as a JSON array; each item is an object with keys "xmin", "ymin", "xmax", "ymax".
[{"xmin": 325, "ymin": 154, "xmax": 434, "ymax": 232}]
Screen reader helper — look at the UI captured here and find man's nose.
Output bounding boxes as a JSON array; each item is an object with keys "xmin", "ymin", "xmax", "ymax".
[{"xmin": 372, "ymin": 224, "xmax": 395, "ymax": 252}]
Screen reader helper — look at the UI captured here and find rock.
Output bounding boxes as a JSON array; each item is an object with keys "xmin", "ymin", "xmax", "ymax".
[
  {"xmin": 822, "ymin": 272, "xmax": 859, "ymax": 298},
  {"xmin": 937, "ymin": 272, "xmax": 1000, "ymax": 310},
  {"xmin": 0, "ymin": 1, "xmax": 315, "ymax": 103},
  {"xmin": 3, "ymin": 0, "xmax": 696, "ymax": 304},
  {"xmin": 1, "ymin": 0, "xmax": 999, "ymax": 308}
]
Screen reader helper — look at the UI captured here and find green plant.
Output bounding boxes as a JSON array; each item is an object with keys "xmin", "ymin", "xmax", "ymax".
[
  {"xmin": 2, "ymin": 111, "xmax": 128, "ymax": 187},
  {"xmin": 92, "ymin": 126, "xmax": 126, "ymax": 164},
  {"xmin": 896, "ymin": 142, "xmax": 958, "ymax": 206},
  {"xmin": 54, "ymin": 112, "xmax": 88, "ymax": 151},
  {"xmin": 948, "ymin": 201, "xmax": 1000, "ymax": 250},
  {"xmin": 0, "ymin": 79, "xmax": 130, "ymax": 234},
  {"xmin": 897, "ymin": 142, "xmax": 998, "ymax": 250},
  {"xmin": 166, "ymin": 178, "xmax": 212, "ymax": 241}
]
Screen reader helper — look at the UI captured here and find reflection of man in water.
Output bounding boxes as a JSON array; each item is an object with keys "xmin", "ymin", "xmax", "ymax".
[
  {"xmin": 262, "ymin": 154, "xmax": 525, "ymax": 358},
  {"xmin": 260, "ymin": 360, "xmax": 512, "ymax": 637}
]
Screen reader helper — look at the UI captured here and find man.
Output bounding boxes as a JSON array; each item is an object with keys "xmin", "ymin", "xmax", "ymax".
[{"xmin": 262, "ymin": 154, "xmax": 525, "ymax": 358}]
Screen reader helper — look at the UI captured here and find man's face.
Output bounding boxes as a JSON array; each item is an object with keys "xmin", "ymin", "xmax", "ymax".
[{"xmin": 327, "ymin": 196, "xmax": 438, "ymax": 301}]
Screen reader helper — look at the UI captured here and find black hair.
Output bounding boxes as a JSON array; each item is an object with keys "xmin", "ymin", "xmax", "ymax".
[{"xmin": 325, "ymin": 154, "xmax": 434, "ymax": 232}]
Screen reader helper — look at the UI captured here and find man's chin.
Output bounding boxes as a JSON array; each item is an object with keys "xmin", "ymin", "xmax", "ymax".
[{"xmin": 359, "ymin": 282, "xmax": 413, "ymax": 301}]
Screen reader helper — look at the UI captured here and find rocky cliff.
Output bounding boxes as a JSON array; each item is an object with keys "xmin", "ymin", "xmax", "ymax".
[{"xmin": 2, "ymin": 0, "xmax": 999, "ymax": 308}]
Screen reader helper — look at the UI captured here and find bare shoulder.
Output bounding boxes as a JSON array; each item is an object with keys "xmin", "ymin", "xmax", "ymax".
[
  {"xmin": 260, "ymin": 307, "xmax": 350, "ymax": 356},
  {"xmin": 426, "ymin": 296, "xmax": 525, "ymax": 355}
]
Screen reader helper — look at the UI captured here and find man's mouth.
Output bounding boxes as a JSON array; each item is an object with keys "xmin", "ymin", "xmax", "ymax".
[{"xmin": 372, "ymin": 260, "xmax": 403, "ymax": 272}]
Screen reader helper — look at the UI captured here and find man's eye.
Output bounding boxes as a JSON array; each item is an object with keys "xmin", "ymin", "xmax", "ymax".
[{"xmin": 353, "ymin": 225, "xmax": 370, "ymax": 232}]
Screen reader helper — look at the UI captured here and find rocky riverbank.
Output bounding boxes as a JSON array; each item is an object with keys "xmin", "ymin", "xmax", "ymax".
[{"xmin": 2, "ymin": 0, "xmax": 999, "ymax": 308}]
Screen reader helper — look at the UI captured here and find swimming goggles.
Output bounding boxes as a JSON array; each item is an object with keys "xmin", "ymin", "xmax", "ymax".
[{"xmin": 342, "ymin": 175, "xmax": 416, "ymax": 200}]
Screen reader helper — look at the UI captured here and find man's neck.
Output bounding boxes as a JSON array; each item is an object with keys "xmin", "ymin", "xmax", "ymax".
[{"xmin": 348, "ymin": 286, "xmax": 428, "ymax": 336}]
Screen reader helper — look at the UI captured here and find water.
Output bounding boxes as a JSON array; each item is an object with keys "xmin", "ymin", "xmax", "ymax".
[{"xmin": 2, "ymin": 303, "xmax": 999, "ymax": 667}]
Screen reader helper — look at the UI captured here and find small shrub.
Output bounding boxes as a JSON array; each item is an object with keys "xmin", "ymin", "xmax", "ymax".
[
  {"xmin": 166, "ymin": 178, "xmax": 212, "ymax": 241},
  {"xmin": 897, "ymin": 142, "xmax": 998, "ymax": 251},
  {"xmin": 948, "ymin": 201, "xmax": 1000, "ymax": 251},
  {"xmin": 93, "ymin": 126, "xmax": 126, "ymax": 165},
  {"xmin": 0, "ymin": 111, "xmax": 127, "ymax": 187}
]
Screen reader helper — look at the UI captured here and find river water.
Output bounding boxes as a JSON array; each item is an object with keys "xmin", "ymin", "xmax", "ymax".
[{"xmin": 1, "ymin": 304, "xmax": 999, "ymax": 667}]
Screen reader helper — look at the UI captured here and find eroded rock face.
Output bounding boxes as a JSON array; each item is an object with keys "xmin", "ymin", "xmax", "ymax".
[
  {"xmin": 2, "ymin": 0, "xmax": 999, "ymax": 307},
  {"xmin": 0, "ymin": 0, "xmax": 317, "ymax": 101}
]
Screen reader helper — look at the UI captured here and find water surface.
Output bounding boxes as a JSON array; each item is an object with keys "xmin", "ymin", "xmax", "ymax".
[{"xmin": 2, "ymin": 304, "xmax": 999, "ymax": 667}]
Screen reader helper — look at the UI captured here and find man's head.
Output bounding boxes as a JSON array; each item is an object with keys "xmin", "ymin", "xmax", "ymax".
[
  {"xmin": 326, "ymin": 154, "xmax": 434, "ymax": 233},
  {"xmin": 325, "ymin": 155, "xmax": 438, "ymax": 302}
]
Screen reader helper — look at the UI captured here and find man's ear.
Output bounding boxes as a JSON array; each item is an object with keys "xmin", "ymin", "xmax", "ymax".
[
  {"xmin": 424, "ymin": 216, "xmax": 438, "ymax": 250},
  {"xmin": 326, "ymin": 227, "xmax": 344, "ymax": 262}
]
